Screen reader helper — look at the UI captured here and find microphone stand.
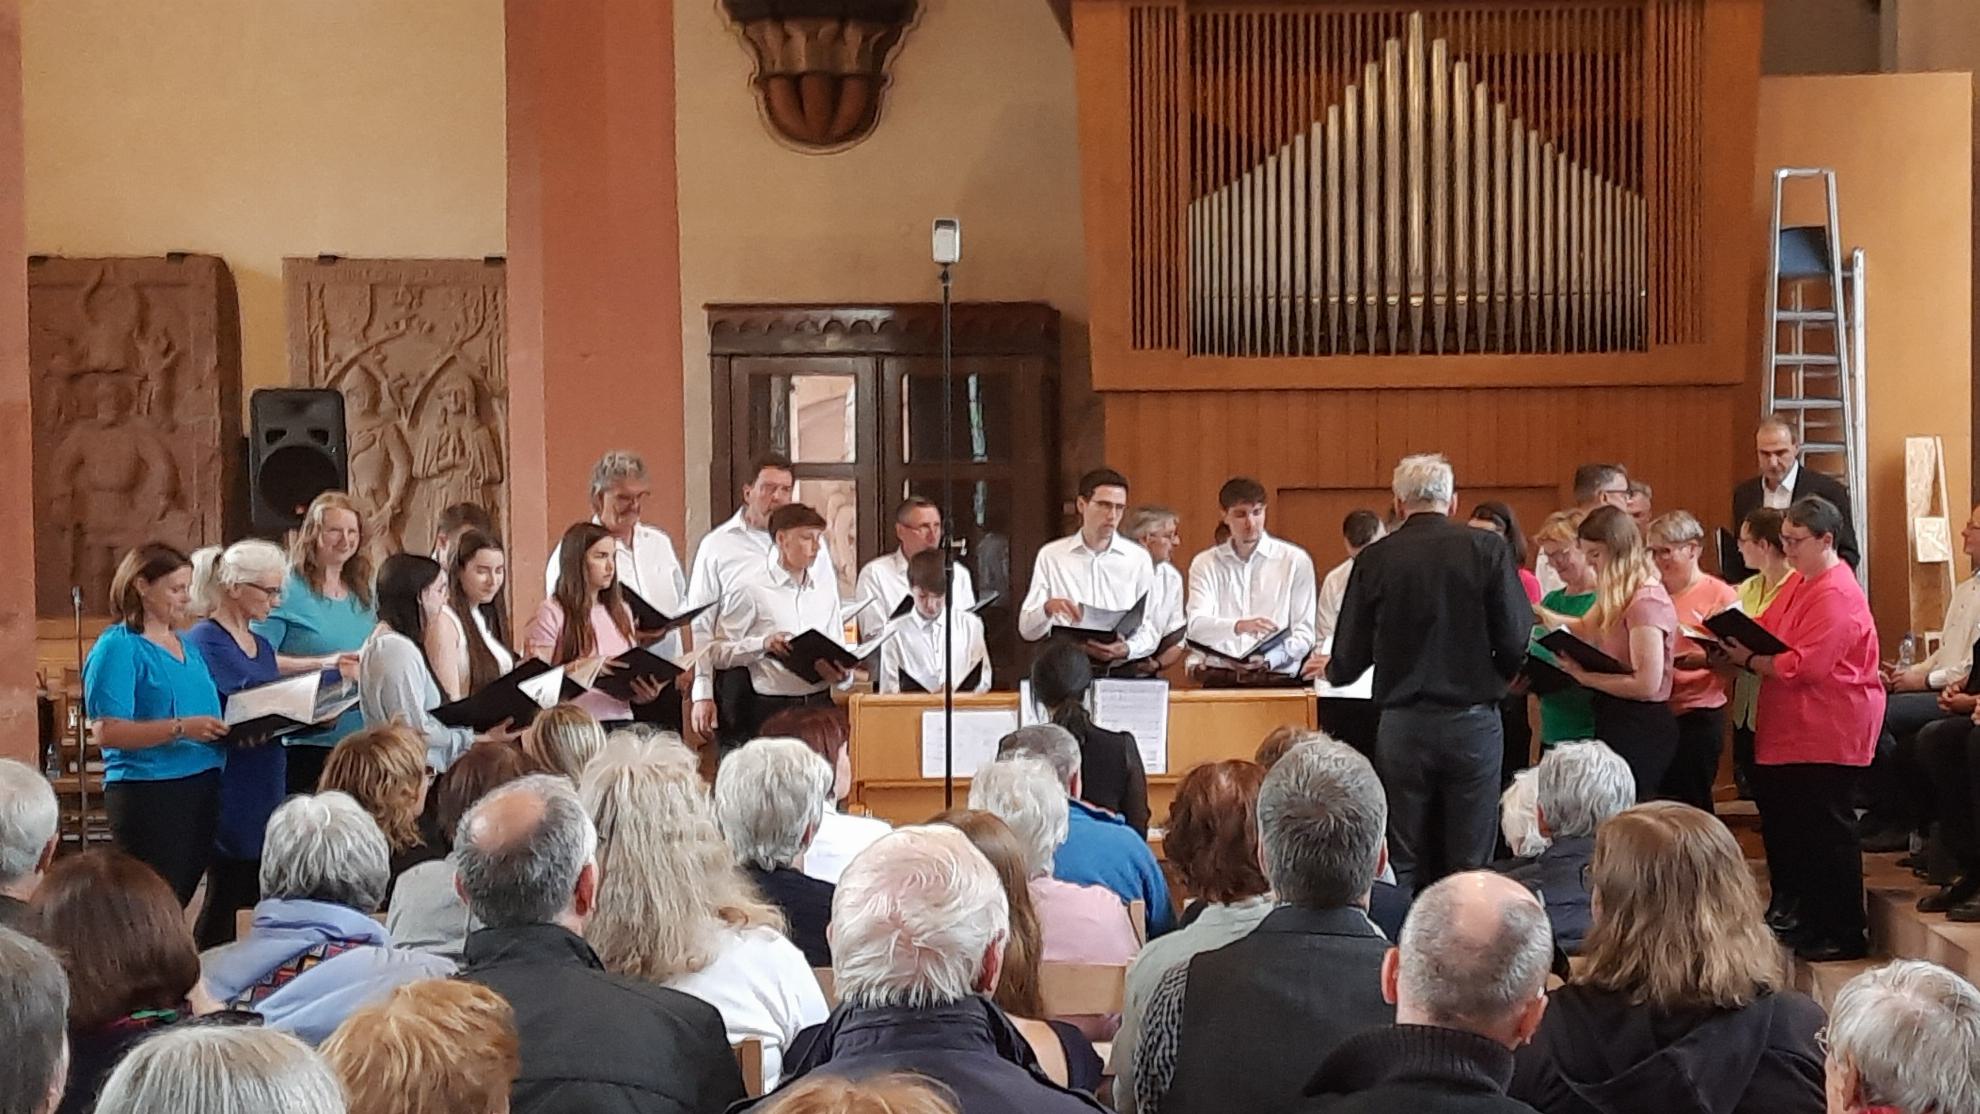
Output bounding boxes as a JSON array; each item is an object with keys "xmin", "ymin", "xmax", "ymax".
[
  {"xmin": 71, "ymin": 586, "xmax": 89, "ymax": 848},
  {"xmin": 940, "ymin": 262, "xmax": 958, "ymax": 808}
]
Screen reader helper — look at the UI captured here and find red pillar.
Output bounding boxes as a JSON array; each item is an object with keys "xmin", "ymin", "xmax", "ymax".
[{"xmin": 0, "ymin": 0, "xmax": 37, "ymax": 763}]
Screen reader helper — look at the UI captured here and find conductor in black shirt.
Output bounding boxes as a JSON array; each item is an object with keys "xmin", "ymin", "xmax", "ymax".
[{"xmin": 1327, "ymin": 453, "xmax": 1533, "ymax": 889}]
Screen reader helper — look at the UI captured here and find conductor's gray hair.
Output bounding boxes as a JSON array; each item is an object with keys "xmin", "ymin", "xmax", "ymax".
[
  {"xmin": 94, "ymin": 1027, "xmax": 346, "ymax": 1114},
  {"xmin": 966, "ymin": 757, "xmax": 1069, "ymax": 878},
  {"xmin": 1828, "ymin": 959, "xmax": 1980, "ymax": 1114},
  {"xmin": 259, "ymin": 792, "xmax": 392, "ymax": 914},
  {"xmin": 995, "ymin": 724, "xmax": 1081, "ymax": 788},
  {"xmin": 713, "ymin": 737, "xmax": 833, "ymax": 871},
  {"xmin": 1392, "ymin": 453, "xmax": 1456, "ymax": 508},
  {"xmin": 1534, "ymin": 741, "xmax": 1636, "ymax": 840},
  {"xmin": 588, "ymin": 450, "xmax": 649, "ymax": 504},
  {"xmin": 454, "ymin": 775, "xmax": 599, "ymax": 929},
  {"xmin": 0, "ymin": 926, "xmax": 67, "ymax": 1114},
  {"xmin": 1258, "ymin": 736, "xmax": 1387, "ymax": 908},
  {"xmin": 1398, "ymin": 872, "xmax": 1554, "ymax": 1030},
  {"xmin": 0, "ymin": 759, "xmax": 58, "ymax": 888},
  {"xmin": 831, "ymin": 826, "xmax": 1009, "ymax": 1011}
]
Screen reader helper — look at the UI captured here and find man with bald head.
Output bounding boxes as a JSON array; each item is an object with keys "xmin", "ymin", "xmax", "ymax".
[
  {"xmin": 1299, "ymin": 872, "xmax": 1553, "ymax": 1113},
  {"xmin": 455, "ymin": 775, "xmax": 743, "ymax": 1114}
]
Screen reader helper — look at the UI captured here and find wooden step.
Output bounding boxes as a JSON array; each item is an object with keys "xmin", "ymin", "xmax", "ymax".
[{"xmin": 1862, "ymin": 852, "xmax": 1980, "ymax": 986}]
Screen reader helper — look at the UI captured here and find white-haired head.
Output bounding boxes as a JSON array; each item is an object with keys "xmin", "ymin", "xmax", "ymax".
[
  {"xmin": 1394, "ymin": 871, "xmax": 1554, "ymax": 1048},
  {"xmin": 714, "ymin": 738, "xmax": 833, "ymax": 871},
  {"xmin": 1535, "ymin": 740, "xmax": 1635, "ymax": 839},
  {"xmin": 1827, "ymin": 959, "xmax": 1980, "ymax": 1114},
  {"xmin": 1499, "ymin": 769, "xmax": 1549, "ymax": 860},
  {"xmin": 260, "ymin": 792, "xmax": 392, "ymax": 914},
  {"xmin": 831, "ymin": 825, "xmax": 1010, "ymax": 1011},
  {"xmin": 0, "ymin": 759, "xmax": 58, "ymax": 897},
  {"xmin": 189, "ymin": 539, "xmax": 288, "ymax": 618},
  {"xmin": 94, "ymin": 1027, "xmax": 346, "ymax": 1114},
  {"xmin": 1392, "ymin": 453, "xmax": 1455, "ymax": 511},
  {"xmin": 966, "ymin": 757, "xmax": 1068, "ymax": 878}
]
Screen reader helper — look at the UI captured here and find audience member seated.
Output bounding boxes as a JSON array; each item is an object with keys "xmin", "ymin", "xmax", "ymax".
[
  {"xmin": 1113, "ymin": 760, "xmax": 1272, "ymax": 1113},
  {"xmin": 1299, "ymin": 872, "xmax": 1553, "ymax": 1114},
  {"xmin": 92, "ymin": 1027, "xmax": 346, "ymax": 1114},
  {"xmin": 933, "ymin": 808, "xmax": 1105, "ymax": 1092},
  {"xmin": 0, "ymin": 925, "xmax": 68, "ymax": 1114},
  {"xmin": 742, "ymin": 825, "xmax": 1105, "ymax": 1114},
  {"xmin": 1134, "ymin": 736, "xmax": 1394, "ymax": 1114},
  {"xmin": 454, "ymin": 773, "xmax": 744, "ymax": 1114},
  {"xmin": 200, "ymin": 792, "xmax": 454, "ymax": 1045},
  {"xmin": 32, "ymin": 850, "xmax": 205, "ymax": 1114},
  {"xmin": 756, "ymin": 1074, "xmax": 962, "ymax": 1114},
  {"xmin": 322, "ymin": 978, "xmax": 521, "ymax": 1114},
  {"xmin": 1509, "ymin": 801, "xmax": 1826, "ymax": 1114},
  {"xmin": 1823, "ymin": 959, "xmax": 1980, "ymax": 1114},
  {"xmin": 760, "ymin": 705, "xmax": 891, "ymax": 884},
  {"xmin": 319, "ymin": 724, "xmax": 441, "ymax": 897},
  {"xmin": 1499, "ymin": 768, "xmax": 1549, "ymax": 861},
  {"xmin": 1253, "ymin": 723, "xmax": 1307, "ymax": 770},
  {"xmin": 997, "ymin": 724, "xmax": 1174, "ymax": 937},
  {"xmin": 1031, "ymin": 641, "xmax": 1151, "ymax": 835},
  {"xmin": 1498, "ymin": 741, "xmax": 1635, "ymax": 955},
  {"xmin": 0, "ymin": 757, "xmax": 58, "ymax": 931},
  {"xmin": 1248, "ymin": 726, "xmax": 1412, "ymax": 937},
  {"xmin": 583, "ymin": 736, "xmax": 828, "ymax": 1090},
  {"xmin": 714, "ymin": 737, "xmax": 840, "ymax": 968},
  {"xmin": 386, "ymin": 740, "xmax": 541, "ymax": 960},
  {"xmin": 519, "ymin": 702, "xmax": 608, "ymax": 783}
]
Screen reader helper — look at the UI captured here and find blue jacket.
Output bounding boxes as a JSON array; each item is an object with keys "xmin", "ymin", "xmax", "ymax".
[
  {"xmin": 1500, "ymin": 835, "xmax": 1595, "ymax": 955},
  {"xmin": 1053, "ymin": 798, "xmax": 1175, "ymax": 937},
  {"xmin": 200, "ymin": 898, "xmax": 455, "ymax": 1045}
]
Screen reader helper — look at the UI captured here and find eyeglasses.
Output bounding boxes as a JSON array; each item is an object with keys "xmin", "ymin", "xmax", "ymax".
[
  {"xmin": 1780, "ymin": 531, "xmax": 1816, "ymax": 550},
  {"xmin": 245, "ymin": 583, "xmax": 284, "ymax": 602},
  {"xmin": 1814, "ymin": 1026, "xmax": 1831, "ymax": 1058}
]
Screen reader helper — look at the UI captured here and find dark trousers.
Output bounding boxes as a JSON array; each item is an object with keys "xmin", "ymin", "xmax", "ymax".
[
  {"xmin": 1662, "ymin": 706, "xmax": 1726, "ymax": 812},
  {"xmin": 1375, "ymin": 702, "xmax": 1502, "ymax": 890},
  {"xmin": 1500, "ymin": 692, "xmax": 1533, "ymax": 787},
  {"xmin": 194, "ymin": 855, "xmax": 262, "ymax": 949},
  {"xmin": 1592, "ymin": 694, "xmax": 1678, "ymax": 801},
  {"xmin": 1753, "ymin": 762, "xmax": 1866, "ymax": 946},
  {"xmin": 1919, "ymin": 717, "xmax": 1980, "ymax": 872},
  {"xmin": 105, "ymin": 771, "xmax": 222, "ymax": 906},
  {"xmin": 1869, "ymin": 691, "xmax": 1948, "ymax": 829},
  {"xmin": 1732, "ymin": 725, "xmax": 1756, "ymax": 797},
  {"xmin": 283, "ymin": 744, "xmax": 333, "ymax": 796},
  {"xmin": 726, "ymin": 686, "xmax": 832, "ymax": 751},
  {"xmin": 1317, "ymin": 698, "xmax": 1381, "ymax": 763}
]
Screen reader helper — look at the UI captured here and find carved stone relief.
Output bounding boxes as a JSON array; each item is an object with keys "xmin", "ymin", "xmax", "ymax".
[
  {"xmin": 284, "ymin": 259, "xmax": 506, "ymax": 557},
  {"xmin": 29, "ymin": 255, "xmax": 242, "ymax": 616}
]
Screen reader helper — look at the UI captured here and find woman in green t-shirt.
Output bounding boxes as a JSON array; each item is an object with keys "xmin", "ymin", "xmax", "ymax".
[{"xmin": 1530, "ymin": 509, "xmax": 1598, "ymax": 744}]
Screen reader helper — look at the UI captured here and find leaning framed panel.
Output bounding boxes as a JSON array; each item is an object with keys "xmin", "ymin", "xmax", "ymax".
[{"xmin": 847, "ymin": 689, "xmax": 1317, "ymax": 828}]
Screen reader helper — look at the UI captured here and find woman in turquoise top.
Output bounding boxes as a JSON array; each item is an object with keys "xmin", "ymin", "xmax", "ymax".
[
  {"xmin": 254, "ymin": 492, "xmax": 373, "ymax": 794},
  {"xmin": 80, "ymin": 543, "xmax": 227, "ymax": 904}
]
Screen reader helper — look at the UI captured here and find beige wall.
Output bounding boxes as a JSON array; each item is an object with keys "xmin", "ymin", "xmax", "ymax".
[
  {"xmin": 1756, "ymin": 73, "xmax": 1973, "ymax": 641},
  {"xmin": 23, "ymin": 0, "xmax": 505, "ymax": 396},
  {"xmin": 674, "ymin": 0, "xmax": 1091, "ymax": 537}
]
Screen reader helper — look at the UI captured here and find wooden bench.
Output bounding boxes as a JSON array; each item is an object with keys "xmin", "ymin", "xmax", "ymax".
[
  {"xmin": 733, "ymin": 1038, "xmax": 764, "ymax": 1098},
  {"xmin": 1038, "ymin": 962, "xmax": 1128, "ymax": 1017}
]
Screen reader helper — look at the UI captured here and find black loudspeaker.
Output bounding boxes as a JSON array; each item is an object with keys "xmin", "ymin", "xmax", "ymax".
[{"xmin": 249, "ymin": 388, "xmax": 348, "ymax": 533}]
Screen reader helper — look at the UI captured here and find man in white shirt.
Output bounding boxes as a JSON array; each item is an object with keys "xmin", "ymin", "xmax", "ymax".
[
  {"xmin": 1303, "ymin": 509, "xmax": 1386, "ymax": 679},
  {"xmin": 543, "ymin": 451, "xmax": 691, "ymax": 728},
  {"xmin": 705, "ymin": 503, "xmax": 849, "ymax": 745},
  {"xmin": 687, "ymin": 452, "xmax": 838, "ymax": 743},
  {"xmin": 1185, "ymin": 476, "xmax": 1316, "ymax": 684},
  {"xmin": 855, "ymin": 496, "xmax": 976, "ymax": 638},
  {"xmin": 878, "ymin": 550, "xmax": 992, "ymax": 694},
  {"xmin": 1018, "ymin": 467, "xmax": 1160, "ymax": 666}
]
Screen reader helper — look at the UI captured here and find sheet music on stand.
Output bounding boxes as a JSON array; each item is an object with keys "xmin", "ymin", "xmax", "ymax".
[
  {"xmin": 1313, "ymin": 667, "xmax": 1374, "ymax": 701},
  {"xmin": 1092, "ymin": 678, "xmax": 1170, "ymax": 774},
  {"xmin": 919, "ymin": 708, "xmax": 1021, "ymax": 778},
  {"xmin": 1017, "ymin": 681, "xmax": 1050, "ymax": 727}
]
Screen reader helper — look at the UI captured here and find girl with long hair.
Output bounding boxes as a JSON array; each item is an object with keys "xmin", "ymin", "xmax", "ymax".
[
  {"xmin": 257, "ymin": 491, "xmax": 374, "ymax": 792},
  {"xmin": 526, "ymin": 521, "xmax": 665, "ymax": 724},
  {"xmin": 1029, "ymin": 640, "xmax": 1150, "ymax": 834},
  {"xmin": 425, "ymin": 528, "xmax": 515, "ymax": 701},
  {"xmin": 357, "ymin": 554, "xmax": 512, "ymax": 778}
]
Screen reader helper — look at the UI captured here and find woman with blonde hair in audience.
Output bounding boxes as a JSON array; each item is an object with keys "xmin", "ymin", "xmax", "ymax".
[
  {"xmin": 760, "ymin": 705, "xmax": 891, "ymax": 884},
  {"xmin": 1545, "ymin": 505, "xmax": 1678, "ymax": 799},
  {"xmin": 1510, "ymin": 801, "xmax": 1826, "ymax": 1114},
  {"xmin": 527, "ymin": 521, "xmax": 669, "ymax": 726},
  {"xmin": 322, "ymin": 978, "xmax": 520, "ymax": 1114},
  {"xmin": 319, "ymin": 723, "xmax": 438, "ymax": 894},
  {"xmin": 93, "ymin": 1027, "xmax": 346, "ymax": 1114},
  {"xmin": 520, "ymin": 701, "xmax": 609, "ymax": 782},
  {"xmin": 930, "ymin": 808, "xmax": 1102, "ymax": 1092},
  {"xmin": 1644, "ymin": 510, "xmax": 1739, "ymax": 811},
  {"xmin": 257, "ymin": 491, "xmax": 375, "ymax": 794},
  {"xmin": 385, "ymin": 740, "xmax": 541, "ymax": 958},
  {"xmin": 579, "ymin": 736, "xmax": 827, "ymax": 1090},
  {"xmin": 756, "ymin": 1074, "xmax": 960, "ymax": 1114},
  {"xmin": 1529, "ymin": 510, "xmax": 1598, "ymax": 748},
  {"xmin": 425, "ymin": 528, "xmax": 515, "ymax": 702}
]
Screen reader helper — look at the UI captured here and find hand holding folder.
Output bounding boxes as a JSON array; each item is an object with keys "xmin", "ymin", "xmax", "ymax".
[
  {"xmin": 221, "ymin": 672, "xmax": 360, "ymax": 747},
  {"xmin": 772, "ymin": 629, "xmax": 893, "ymax": 686},
  {"xmin": 590, "ymin": 645, "xmax": 706, "ymax": 703},
  {"xmin": 1535, "ymin": 627, "xmax": 1632, "ymax": 676},
  {"xmin": 434, "ymin": 659, "xmax": 583, "ymax": 731},
  {"xmin": 620, "ymin": 589, "xmax": 711, "ymax": 647},
  {"xmin": 1049, "ymin": 594, "xmax": 1148, "ymax": 645}
]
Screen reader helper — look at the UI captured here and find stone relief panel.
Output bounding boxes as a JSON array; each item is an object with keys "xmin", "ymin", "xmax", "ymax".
[
  {"xmin": 284, "ymin": 259, "xmax": 507, "ymax": 557},
  {"xmin": 29, "ymin": 255, "xmax": 243, "ymax": 616}
]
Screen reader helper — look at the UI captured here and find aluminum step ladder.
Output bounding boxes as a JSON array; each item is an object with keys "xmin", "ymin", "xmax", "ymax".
[{"xmin": 1765, "ymin": 168, "xmax": 1869, "ymax": 590}]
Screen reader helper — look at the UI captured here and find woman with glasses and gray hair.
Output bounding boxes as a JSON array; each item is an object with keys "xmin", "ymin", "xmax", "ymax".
[
  {"xmin": 583, "ymin": 736, "xmax": 827, "ymax": 1090},
  {"xmin": 1823, "ymin": 959, "xmax": 1980, "ymax": 1114}
]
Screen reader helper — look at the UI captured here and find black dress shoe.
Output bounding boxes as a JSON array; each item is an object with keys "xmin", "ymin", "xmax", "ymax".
[
  {"xmin": 1796, "ymin": 938, "xmax": 1869, "ymax": 963},
  {"xmin": 1918, "ymin": 875, "xmax": 1980, "ymax": 914},
  {"xmin": 1950, "ymin": 897, "xmax": 1980, "ymax": 924}
]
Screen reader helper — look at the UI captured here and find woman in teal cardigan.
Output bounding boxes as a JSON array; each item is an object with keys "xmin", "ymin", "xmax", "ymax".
[{"xmin": 253, "ymin": 492, "xmax": 372, "ymax": 794}]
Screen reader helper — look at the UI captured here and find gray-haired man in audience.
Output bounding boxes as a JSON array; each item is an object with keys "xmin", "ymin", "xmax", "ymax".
[
  {"xmin": 456, "ymin": 774, "xmax": 743, "ymax": 1114},
  {"xmin": 0, "ymin": 759, "xmax": 58, "ymax": 931},
  {"xmin": 1824, "ymin": 959, "xmax": 1980, "ymax": 1114},
  {"xmin": 1133, "ymin": 736, "xmax": 1394, "ymax": 1114},
  {"xmin": 713, "ymin": 737, "xmax": 838, "ymax": 967},
  {"xmin": 1299, "ymin": 872, "xmax": 1552, "ymax": 1113},
  {"xmin": 0, "ymin": 925, "xmax": 68, "ymax": 1114},
  {"xmin": 1497, "ymin": 740, "xmax": 1635, "ymax": 955}
]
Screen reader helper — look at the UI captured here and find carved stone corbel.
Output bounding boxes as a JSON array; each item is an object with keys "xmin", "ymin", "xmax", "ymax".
[{"xmin": 720, "ymin": 0, "xmax": 919, "ymax": 152}]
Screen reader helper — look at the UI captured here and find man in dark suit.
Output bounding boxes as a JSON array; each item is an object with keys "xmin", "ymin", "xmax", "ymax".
[{"xmin": 1727, "ymin": 415, "xmax": 1859, "ymax": 581}]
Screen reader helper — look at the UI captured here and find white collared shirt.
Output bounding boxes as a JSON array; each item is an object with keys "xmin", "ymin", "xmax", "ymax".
[
  {"xmin": 688, "ymin": 509, "xmax": 839, "ymax": 700},
  {"xmin": 1149, "ymin": 562, "xmax": 1186, "ymax": 643},
  {"xmin": 1924, "ymin": 573, "xmax": 1980, "ymax": 689},
  {"xmin": 1017, "ymin": 530, "xmax": 1161, "ymax": 658},
  {"xmin": 1762, "ymin": 462, "xmax": 1801, "ymax": 511},
  {"xmin": 1315, "ymin": 556, "xmax": 1354, "ymax": 652},
  {"xmin": 879, "ymin": 606, "xmax": 992, "ymax": 694},
  {"xmin": 707, "ymin": 553, "xmax": 846, "ymax": 697},
  {"xmin": 545, "ymin": 519, "xmax": 689, "ymax": 658},
  {"xmin": 1184, "ymin": 533, "xmax": 1317, "ymax": 671},
  {"xmin": 854, "ymin": 550, "xmax": 976, "ymax": 638}
]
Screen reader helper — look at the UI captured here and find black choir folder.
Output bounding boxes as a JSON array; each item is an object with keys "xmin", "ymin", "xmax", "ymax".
[
  {"xmin": 434, "ymin": 659, "xmax": 584, "ymax": 731},
  {"xmin": 1187, "ymin": 626, "xmax": 1292, "ymax": 668},
  {"xmin": 773, "ymin": 629, "xmax": 893, "ymax": 686},
  {"xmin": 1535, "ymin": 628, "xmax": 1632, "ymax": 675},
  {"xmin": 898, "ymin": 661, "xmax": 986, "ymax": 694},
  {"xmin": 1520, "ymin": 656, "xmax": 1577, "ymax": 696},
  {"xmin": 621, "ymin": 589, "xmax": 711, "ymax": 644},
  {"xmin": 220, "ymin": 672, "xmax": 360, "ymax": 747},
  {"xmin": 1051, "ymin": 595, "xmax": 1148, "ymax": 645},
  {"xmin": 1696, "ymin": 607, "xmax": 1791, "ymax": 657},
  {"xmin": 590, "ymin": 644, "xmax": 706, "ymax": 702},
  {"xmin": 887, "ymin": 590, "xmax": 1002, "ymax": 621}
]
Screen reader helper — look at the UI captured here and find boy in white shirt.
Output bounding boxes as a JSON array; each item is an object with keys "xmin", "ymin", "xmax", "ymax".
[{"xmin": 879, "ymin": 550, "xmax": 992, "ymax": 694}]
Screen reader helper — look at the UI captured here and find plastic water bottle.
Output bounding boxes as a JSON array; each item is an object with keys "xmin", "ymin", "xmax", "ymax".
[{"xmin": 1898, "ymin": 632, "xmax": 1917, "ymax": 670}]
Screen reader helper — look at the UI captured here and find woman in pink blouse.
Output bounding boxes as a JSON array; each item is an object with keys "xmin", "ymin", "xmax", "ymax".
[
  {"xmin": 526, "ymin": 522, "xmax": 667, "ymax": 725},
  {"xmin": 1719, "ymin": 495, "xmax": 1883, "ymax": 962}
]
